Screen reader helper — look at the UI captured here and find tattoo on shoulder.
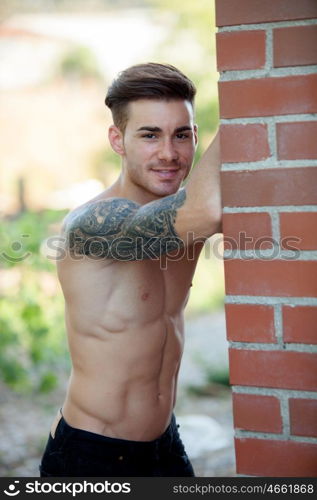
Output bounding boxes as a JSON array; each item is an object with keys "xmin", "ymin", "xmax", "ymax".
[{"xmin": 63, "ymin": 189, "xmax": 186, "ymax": 261}]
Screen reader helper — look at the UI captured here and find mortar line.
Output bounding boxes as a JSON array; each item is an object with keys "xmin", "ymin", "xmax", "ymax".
[{"xmin": 217, "ymin": 19, "xmax": 317, "ymax": 32}]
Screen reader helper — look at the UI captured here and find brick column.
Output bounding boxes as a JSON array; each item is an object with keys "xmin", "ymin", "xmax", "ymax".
[{"xmin": 215, "ymin": 0, "xmax": 317, "ymax": 476}]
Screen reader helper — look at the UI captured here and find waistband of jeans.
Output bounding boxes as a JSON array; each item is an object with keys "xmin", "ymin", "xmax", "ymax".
[{"xmin": 56, "ymin": 410, "xmax": 177, "ymax": 452}]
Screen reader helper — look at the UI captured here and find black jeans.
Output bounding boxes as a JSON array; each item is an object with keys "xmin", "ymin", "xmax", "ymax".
[{"xmin": 39, "ymin": 411, "xmax": 195, "ymax": 477}]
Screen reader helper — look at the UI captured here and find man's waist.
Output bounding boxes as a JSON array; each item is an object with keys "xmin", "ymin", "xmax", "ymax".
[
  {"xmin": 55, "ymin": 407, "xmax": 177, "ymax": 454},
  {"xmin": 62, "ymin": 386, "xmax": 175, "ymax": 441}
]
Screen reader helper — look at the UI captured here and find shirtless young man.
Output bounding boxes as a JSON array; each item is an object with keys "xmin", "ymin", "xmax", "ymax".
[{"xmin": 39, "ymin": 62, "xmax": 222, "ymax": 477}]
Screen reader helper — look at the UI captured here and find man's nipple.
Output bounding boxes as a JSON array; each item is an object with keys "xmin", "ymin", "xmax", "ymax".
[{"xmin": 141, "ymin": 292, "xmax": 150, "ymax": 301}]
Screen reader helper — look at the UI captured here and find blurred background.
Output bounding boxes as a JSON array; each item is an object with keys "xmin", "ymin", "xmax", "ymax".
[{"xmin": 0, "ymin": 0, "xmax": 234, "ymax": 476}]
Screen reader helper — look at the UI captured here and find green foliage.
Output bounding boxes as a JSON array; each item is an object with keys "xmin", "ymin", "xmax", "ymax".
[
  {"xmin": 0, "ymin": 210, "xmax": 70, "ymax": 394},
  {"xmin": 0, "ymin": 209, "xmax": 67, "ymax": 270},
  {"xmin": 0, "ymin": 356, "xmax": 28, "ymax": 391},
  {"xmin": 186, "ymin": 367, "xmax": 230, "ymax": 398},
  {"xmin": 206, "ymin": 367, "xmax": 230, "ymax": 387},
  {"xmin": 186, "ymin": 236, "xmax": 225, "ymax": 317},
  {"xmin": 195, "ymin": 99, "xmax": 219, "ymax": 160},
  {"xmin": 58, "ymin": 46, "xmax": 102, "ymax": 80},
  {"xmin": 149, "ymin": 0, "xmax": 216, "ymax": 48},
  {"xmin": 148, "ymin": 0, "xmax": 219, "ymax": 162},
  {"xmin": 38, "ymin": 371, "xmax": 58, "ymax": 393}
]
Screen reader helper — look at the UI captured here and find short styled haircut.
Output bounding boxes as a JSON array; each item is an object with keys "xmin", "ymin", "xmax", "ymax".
[{"xmin": 105, "ymin": 62, "xmax": 196, "ymax": 132}]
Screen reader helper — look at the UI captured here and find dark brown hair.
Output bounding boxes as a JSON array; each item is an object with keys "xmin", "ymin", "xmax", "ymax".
[{"xmin": 105, "ymin": 62, "xmax": 196, "ymax": 132}]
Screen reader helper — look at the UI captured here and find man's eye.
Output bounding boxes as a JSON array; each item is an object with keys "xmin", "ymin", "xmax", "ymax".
[
  {"xmin": 142, "ymin": 133, "xmax": 156, "ymax": 139},
  {"xmin": 176, "ymin": 133, "xmax": 189, "ymax": 140}
]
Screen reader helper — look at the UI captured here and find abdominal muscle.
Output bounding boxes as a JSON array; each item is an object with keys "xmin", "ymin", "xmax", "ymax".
[
  {"xmin": 61, "ymin": 318, "xmax": 183, "ymax": 441},
  {"xmin": 53, "ymin": 258, "xmax": 186, "ymax": 442}
]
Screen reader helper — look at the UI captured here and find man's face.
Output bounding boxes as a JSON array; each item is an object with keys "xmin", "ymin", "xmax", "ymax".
[{"xmin": 112, "ymin": 99, "xmax": 198, "ymax": 198}]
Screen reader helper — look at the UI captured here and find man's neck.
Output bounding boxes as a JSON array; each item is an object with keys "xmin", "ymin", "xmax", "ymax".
[{"xmin": 111, "ymin": 174, "xmax": 163, "ymax": 206}]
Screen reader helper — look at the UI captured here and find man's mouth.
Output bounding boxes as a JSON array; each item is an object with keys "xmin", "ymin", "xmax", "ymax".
[{"xmin": 150, "ymin": 168, "xmax": 180, "ymax": 179}]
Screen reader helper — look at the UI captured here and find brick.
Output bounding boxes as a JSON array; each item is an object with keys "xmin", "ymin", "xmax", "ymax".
[
  {"xmin": 283, "ymin": 306, "xmax": 317, "ymax": 344},
  {"xmin": 233, "ymin": 393, "xmax": 282, "ymax": 433},
  {"xmin": 229, "ymin": 349, "xmax": 317, "ymax": 391},
  {"xmin": 274, "ymin": 25, "xmax": 317, "ymax": 67},
  {"xmin": 289, "ymin": 398, "xmax": 317, "ymax": 437},
  {"xmin": 220, "ymin": 123, "xmax": 270, "ymax": 163},
  {"xmin": 216, "ymin": 30, "xmax": 266, "ymax": 71},
  {"xmin": 221, "ymin": 168, "xmax": 317, "ymax": 207},
  {"xmin": 235, "ymin": 438, "xmax": 317, "ymax": 476},
  {"xmin": 277, "ymin": 122, "xmax": 317, "ymax": 160},
  {"xmin": 224, "ymin": 260, "xmax": 317, "ymax": 297},
  {"xmin": 218, "ymin": 75, "xmax": 317, "ymax": 119},
  {"xmin": 280, "ymin": 212, "xmax": 317, "ymax": 251},
  {"xmin": 216, "ymin": 0, "xmax": 317, "ymax": 27},
  {"xmin": 223, "ymin": 213, "xmax": 273, "ymax": 251},
  {"xmin": 225, "ymin": 304, "xmax": 276, "ymax": 343}
]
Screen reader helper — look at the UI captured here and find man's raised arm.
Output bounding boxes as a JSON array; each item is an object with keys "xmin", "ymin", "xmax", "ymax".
[
  {"xmin": 63, "ymin": 130, "xmax": 221, "ymax": 261},
  {"xmin": 174, "ymin": 129, "xmax": 222, "ymax": 238},
  {"xmin": 128, "ymin": 129, "xmax": 222, "ymax": 245}
]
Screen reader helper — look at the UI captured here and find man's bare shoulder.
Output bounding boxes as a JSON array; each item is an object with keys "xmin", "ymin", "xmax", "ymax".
[
  {"xmin": 58, "ymin": 196, "xmax": 140, "ymax": 260},
  {"xmin": 61, "ymin": 197, "xmax": 140, "ymax": 235}
]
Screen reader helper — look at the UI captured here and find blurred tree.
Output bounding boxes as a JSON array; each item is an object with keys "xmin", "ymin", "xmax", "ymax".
[
  {"xmin": 0, "ymin": 0, "xmax": 151, "ymax": 20},
  {"xmin": 149, "ymin": 0, "xmax": 215, "ymax": 49},
  {"xmin": 57, "ymin": 45, "xmax": 102, "ymax": 80},
  {"xmin": 0, "ymin": 210, "xmax": 70, "ymax": 393},
  {"xmin": 90, "ymin": 148, "xmax": 121, "ymax": 187},
  {"xmin": 149, "ymin": 0, "xmax": 219, "ymax": 159}
]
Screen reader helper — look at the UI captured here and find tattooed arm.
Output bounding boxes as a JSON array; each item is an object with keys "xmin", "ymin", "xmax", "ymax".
[{"xmin": 63, "ymin": 190, "xmax": 186, "ymax": 261}]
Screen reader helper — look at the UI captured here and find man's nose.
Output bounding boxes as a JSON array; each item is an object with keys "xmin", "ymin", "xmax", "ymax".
[{"xmin": 157, "ymin": 139, "xmax": 179, "ymax": 162}]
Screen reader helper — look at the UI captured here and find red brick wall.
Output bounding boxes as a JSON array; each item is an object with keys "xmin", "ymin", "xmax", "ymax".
[{"xmin": 215, "ymin": 0, "xmax": 317, "ymax": 477}]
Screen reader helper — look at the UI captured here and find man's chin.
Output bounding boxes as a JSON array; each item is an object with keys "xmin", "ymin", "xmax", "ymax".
[{"xmin": 150, "ymin": 183, "xmax": 181, "ymax": 198}]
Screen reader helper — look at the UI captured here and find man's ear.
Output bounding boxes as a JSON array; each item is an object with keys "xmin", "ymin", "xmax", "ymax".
[
  {"xmin": 108, "ymin": 125, "xmax": 125, "ymax": 156},
  {"xmin": 194, "ymin": 124, "xmax": 198, "ymax": 148}
]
